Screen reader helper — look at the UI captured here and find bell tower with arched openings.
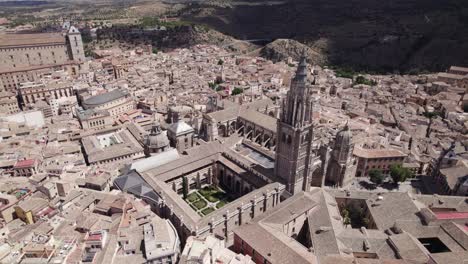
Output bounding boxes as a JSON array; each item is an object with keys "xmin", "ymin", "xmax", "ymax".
[{"xmin": 275, "ymin": 55, "xmax": 317, "ymax": 195}]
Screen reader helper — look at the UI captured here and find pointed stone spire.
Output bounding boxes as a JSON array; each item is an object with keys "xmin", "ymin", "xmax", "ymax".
[
  {"xmin": 343, "ymin": 120, "xmax": 350, "ymax": 131},
  {"xmin": 295, "ymin": 52, "xmax": 308, "ymax": 79}
]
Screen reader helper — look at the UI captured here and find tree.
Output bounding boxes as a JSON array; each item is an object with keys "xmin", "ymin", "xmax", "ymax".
[
  {"xmin": 390, "ymin": 164, "xmax": 413, "ymax": 184},
  {"xmin": 342, "ymin": 208, "xmax": 351, "ymax": 227},
  {"xmin": 369, "ymin": 169, "xmax": 385, "ymax": 185},
  {"xmin": 152, "ymin": 47, "xmax": 158, "ymax": 54},
  {"xmin": 217, "ymin": 59, "xmax": 224, "ymax": 65},
  {"xmin": 231, "ymin": 87, "xmax": 243, "ymax": 96},
  {"xmin": 354, "ymin": 75, "xmax": 377, "ymax": 86},
  {"xmin": 182, "ymin": 176, "xmax": 189, "ymax": 199},
  {"xmin": 423, "ymin": 111, "xmax": 440, "ymax": 138}
]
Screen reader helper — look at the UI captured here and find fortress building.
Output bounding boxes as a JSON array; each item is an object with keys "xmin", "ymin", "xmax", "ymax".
[{"xmin": 0, "ymin": 26, "xmax": 86, "ymax": 91}]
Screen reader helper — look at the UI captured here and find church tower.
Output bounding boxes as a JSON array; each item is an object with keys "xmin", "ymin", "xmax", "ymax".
[
  {"xmin": 325, "ymin": 123, "xmax": 357, "ymax": 187},
  {"xmin": 66, "ymin": 26, "xmax": 85, "ymax": 63},
  {"xmin": 275, "ymin": 56, "xmax": 317, "ymax": 195}
]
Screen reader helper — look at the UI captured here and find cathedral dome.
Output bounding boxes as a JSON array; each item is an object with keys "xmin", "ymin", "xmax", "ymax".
[{"xmin": 145, "ymin": 123, "xmax": 169, "ymax": 150}]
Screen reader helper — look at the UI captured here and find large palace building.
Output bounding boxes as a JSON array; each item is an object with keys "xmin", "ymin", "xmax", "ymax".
[{"xmin": 0, "ymin": 26, "xmax": 86, "ymax": 91}]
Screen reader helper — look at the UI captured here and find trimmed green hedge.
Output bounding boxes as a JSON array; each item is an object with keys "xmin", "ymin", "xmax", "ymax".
[{"xmin": 193, "ymin": 199, "xmax": 207, "ymax": 210}]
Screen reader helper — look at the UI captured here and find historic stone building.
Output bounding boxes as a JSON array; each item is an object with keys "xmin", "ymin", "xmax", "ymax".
[
  {"xmin": 144, "ymin": 122, "xmax": 170, "ymax": 155},
  {"xmin": 275, "ymin": 56, "xmax": 321, "ymax": 195},
  {"xmin": 0, "ymin": 90, "xmax": 20, "ymax": 115},
  {"xmin": 0, "ymin": 26, "xmax": 86, "ymax": 91},
  {"xmin": 325, "ymin": 123, "xmax": 357, "ymax": 187},
  {"xmin": 114, "ymin": 56, "xmax": 327, "ymax": 246},
  {"xmin": 167, "ymin": 120, "xmax": 195, "ymax": 153},
  {"xmin": 18, "ymin": 81, "xmax": 74, "ymax": 107},
  {"xmin": 82, "ymin": 89, "xmax": 135, "ymax": 119}
]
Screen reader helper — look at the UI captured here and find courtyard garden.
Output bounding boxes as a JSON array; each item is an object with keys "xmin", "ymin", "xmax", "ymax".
[{"xmin": 184, "ymin": 186, "xmax": 234, "ymax": 216}]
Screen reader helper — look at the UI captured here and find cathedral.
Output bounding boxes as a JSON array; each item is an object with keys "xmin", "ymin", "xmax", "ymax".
[
  {"xmin": 275, "ymin": 56, "xmax": 322, "ymax": 194},
  {"xmin": 115, "ymin": 56, "xmax": 355, "ymax": 243}
]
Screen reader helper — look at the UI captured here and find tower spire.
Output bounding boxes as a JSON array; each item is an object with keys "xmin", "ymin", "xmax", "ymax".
[{"xmin": 275, "ymin": 54, "xmax": 318, "ymax": 194}]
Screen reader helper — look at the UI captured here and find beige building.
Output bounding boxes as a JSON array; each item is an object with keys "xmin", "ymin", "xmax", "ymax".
[
  {"xmin": 81, "ymin": 127, "xmax": 145, "ymax": 165},
  {"xmin": 167, "ymin": 120, "xmax": 195, "ymax": 153},
  {"xmin": 77, "ymin": 108, "xmax": 114, "ymax": 130},
  {"xmin": 18, "ymin": 81, "xmax": 74, "ymax": 107},
  {"xmin": 0, "ymin": 26, "xmax": 86, "ymax": 91},
  {"xmin": 354, "ymin": 147, "xmax": 407, "ymax": 177},
  {"xmin": 0, "ymin": 91, "xmax": 20, "ymax": 115},
  {"xmin": 82, "ymin": 89, "xmax": 135, "ymax": 119},
  {"xmin": 437, "ymin": 66, "xmax": 468, "ymax": 89}
]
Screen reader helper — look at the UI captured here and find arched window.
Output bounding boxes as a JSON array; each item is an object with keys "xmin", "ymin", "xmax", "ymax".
[
  {"xmin": 282, "ymin": 133, "xmax": 286, "ymax": 142},
  {"xmin": 287, "ymin": 135, "xmax": 292, "ymax": 144}
]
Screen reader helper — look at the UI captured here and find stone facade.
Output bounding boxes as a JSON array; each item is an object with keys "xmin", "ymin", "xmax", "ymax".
[
  {"xmin": 82, "ymin": 89, "xmax": 135, "ymax": 119},
  {"xmin": 325, "ymin": 124, "xmax": 357, "ymax": 187},
  {"xmin": 0, "ymin": 91, "xmax": 20, "ymax": 115},
  {"xmin": 275, "ymin": 56, "xmax": 320, "ymax": 194},
  {"xmin": 0, "ymin": 26, "xmax": 86, "ymax": 91},
  {"xmin": 18, "ymin": 81, "xmax": 74, "ymax": 107}
]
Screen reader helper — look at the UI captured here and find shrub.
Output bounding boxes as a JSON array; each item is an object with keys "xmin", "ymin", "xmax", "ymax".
[
  {"xmin": 186, "ymin": 192, "xmax": 199, "ymax": 203},
  {"xmin": 354, "ymin": 75, "xmax": 377, "ymax": 86},
  {"xmin": 369, "ymin": 169, "xmax": 385, "ymax": 185},
  {"xmin": 201, "ymin": 207, "xmax": 215, "ymax": 215},
  {"xmin": 390, "ymin": 164, "xmax": 413, "ymax": 183},
  {"xmin": 216, "ymin": 201, "xmax": 226, "ymax": 209},
  {"xmin": 423, "ymin": 111, "xmax": 441, "ymax": 119},
  {"xmin": 193, "ymin": 199, "xmax": 207, "ymax": 210},
  {"xmin": 334, "ymin": 67, "xmax": 355, "ymax": 79},
  {"xmin": 207, "ymin": 196, "xmax": 219, "ymax": 202},
  {"xmin": 231, "ymin": 87, "xmax": 243, "ymax": 96}
]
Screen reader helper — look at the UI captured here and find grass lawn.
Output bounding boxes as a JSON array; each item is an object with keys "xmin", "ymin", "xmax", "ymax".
[
  {"xmin": 201, "ymin": 207, "xmax": 215, "ymax": 215},
  {"xmin": 186, "ymin": 192, "xmax": 200, "ymax": 203},
  {"xmin": 199, "ymin": 186, "xmax": 217, "ymax": 197},
  {"xmin": 193, "ymin": 199, "xmax": 207, "ymax": 210},
  {"xmin": 199, "ymin": 186, "xmax": 231, "ymax": 203},
  {"xmin": 216, "ymin": 200, "xmax": 226, "ymax": 209}
]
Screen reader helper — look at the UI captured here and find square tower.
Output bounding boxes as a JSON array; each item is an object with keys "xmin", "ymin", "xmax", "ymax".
[
  {"xmin": 66, "ymin": 26, "xmax": 85, "ymax": 64},
  {"xmin": 275, "ymin": 56, "xmax": 317, "ymax": 195}
]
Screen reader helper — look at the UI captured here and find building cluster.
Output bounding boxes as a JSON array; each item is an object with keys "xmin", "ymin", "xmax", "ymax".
[{"xmin": 0, "ymin": 26, "xmax": 467, "ymax": 264}]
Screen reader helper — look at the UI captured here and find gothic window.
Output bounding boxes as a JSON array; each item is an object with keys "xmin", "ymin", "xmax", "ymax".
[
  {"xmin": 287, "ymin": 135, "xmax": 292, "ymax": 144},
  {"xmin": 282, "ymin": 133, "xmax": 286, "ymax": 142}
]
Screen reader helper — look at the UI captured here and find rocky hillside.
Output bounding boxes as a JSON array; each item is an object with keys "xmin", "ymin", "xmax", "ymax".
[
  {"xmin": 259, "ymin": 39, "xmax": 326, "ymax": 65},
  {"xmin": 95, "ymin": 24, "xmax": 257, "ymax": 53},
  {"xmin": 180, "ymin": 0, "xmax": 468, "ymax": 73}
]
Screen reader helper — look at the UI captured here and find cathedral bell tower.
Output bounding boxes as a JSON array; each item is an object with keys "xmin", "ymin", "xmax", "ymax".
[{"xmin": 275, "ymin": 56, "xmax": 316, "ymax": 195}]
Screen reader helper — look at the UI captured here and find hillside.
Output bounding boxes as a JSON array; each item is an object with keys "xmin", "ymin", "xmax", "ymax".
[{"xmin": 180, "ymin": 0, "xmax": 468, "ymax": 73}]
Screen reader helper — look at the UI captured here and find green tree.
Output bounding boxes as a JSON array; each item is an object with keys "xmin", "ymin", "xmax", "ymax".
[
  {"xmin": 342, "ymin": 209, "xmax": 351, "ymax": 227},
  {"xmin": 354, "ymin": 75, "xmax": 377, "ymax": 86},
  {"xmin": 464, "ymin": 104, "xmax": 468, "ymax": 113},
  {"xmin": 182, "ymin": 176, "xmax": 189, "ymax": 199},
  {"xmin": 390, "ymin": 164, "xmax": 413, "ymax": 183},
  {"xmin": 152, "ymin": 47, "xmax": 158, "ymax": 54},
  {"xmin": 231, "ymin": 87, "xmax": 243, "ymax": 96},
  {"xmin": 217, "ymin": 59, "xmax": 224, "ymax": 65},
  {"xmin": 334, "ymin": 68, "xmax": 355, "ymax": 79},
  {"xmin": 423, "ymin": 111, "xmax": 439, "ymax": 138},
  {"xmin": 369, "ymin": 169, "xmax": 385, "ymax": 185}
]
